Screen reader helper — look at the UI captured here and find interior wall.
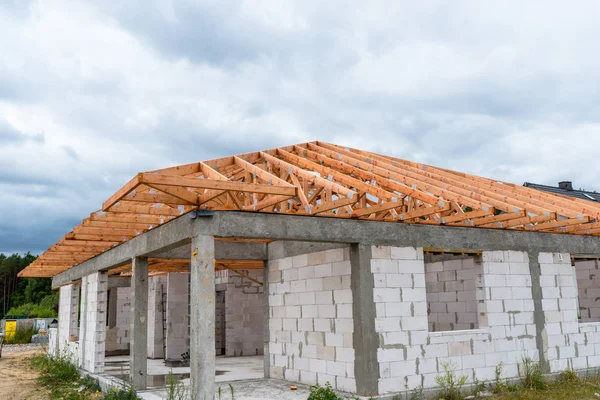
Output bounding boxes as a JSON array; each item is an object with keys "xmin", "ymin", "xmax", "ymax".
[
  {"xmin": 574, "ymin": 259, "xmax": 600, "ymax": 322},
  {"xmin": 424, "ymin": 255, "xmax": 481, "ymax": 332},
  {"xmin": 215, "ymin": 289, "xmax": 226, "ymax": 356},
  {"xmin": 105, "ymin": 287, "xmax": 131, "ymax": 354},
  {"xmin": 225, "ymin": 269, "xmax": 264, "ymax": 356}
]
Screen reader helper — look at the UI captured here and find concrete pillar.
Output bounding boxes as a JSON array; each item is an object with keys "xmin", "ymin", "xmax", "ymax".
[
  {"xmin": 130, "ymin": 256, "xmax": 149, "ymax": 390},
  {"xmin": 350, "ymin": 243, "xmax": 379, "ymax": 396},
  {"xmin": 263, "ymin": 261, "xmax": 270, "ymax": 378},
  {"xmin": 190, "ymin": 235, "xmax": 216, "ymax": 400},
  {"xmin": 166, "ymin": 272, "xmax": 189, "ymax": 360},
  {"xmin": 78, "ymin": 275, "xmax": 88, "ymax": 369}
]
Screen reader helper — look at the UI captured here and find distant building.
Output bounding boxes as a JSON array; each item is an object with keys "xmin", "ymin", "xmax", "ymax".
[{"xmin": 524, "ymin": 180, "xmax": 600, "ymax": 202}]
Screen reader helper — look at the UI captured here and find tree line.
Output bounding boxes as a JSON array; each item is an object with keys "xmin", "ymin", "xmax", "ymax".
[{"xmin": 0, "ymin": 253, "xmax": 56, "ymax": 319}]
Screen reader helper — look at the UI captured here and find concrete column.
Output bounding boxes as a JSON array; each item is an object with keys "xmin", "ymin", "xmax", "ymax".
[
  {"xmin": 130, "ymin": 256, "xmax": 149, "ymax": 390},
  {"xmin": 263, "ymin": 261, "xmax": 270, "ymax": 378},
  {"xmin": 190, "ymin": 235, "xmax": 216, "ymax": 400},
  {"xmin": 78, "ymin": 275, "xmax": 88, "ymax": 369},
  {"xmin": 350, "ymin": 243, "xmax": 379, "ymax": 396}
]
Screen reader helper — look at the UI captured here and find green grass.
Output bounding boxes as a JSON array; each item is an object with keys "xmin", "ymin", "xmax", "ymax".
[
  {"xmin": 28, "ymin": 351, "xmax": 140, "ymax": 400},
  {"xmin": 489, "ymin": 372, "xmax": 600, "ymax": 400}
]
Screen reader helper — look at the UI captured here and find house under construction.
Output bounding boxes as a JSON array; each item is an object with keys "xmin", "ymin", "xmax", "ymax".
[{"xmin": 20, "ymin": 141, "xmax": 600, "ymax": 398}]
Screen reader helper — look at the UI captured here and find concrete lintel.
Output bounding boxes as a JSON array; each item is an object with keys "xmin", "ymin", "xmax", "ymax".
[
  {"xmin": 130, "ymin": 256, "xmax": 149, "ymax": 390},
  {"xmin": 213, "ymin": 212, "xmax": 600, "ymax": 254},
  {"xmin": 52, "ymin": 214, "xmax": 205, "ymax": 288},
  {"xmin": 153, "ymin": 241, "xmax": 267, "ymax": 260},
  {"xmin": 54, "ymin": 210, "xmax": 600, "ymax": 288},
  {"xmin": 267, "ymin": 241, "xmax": 348, "ymax": 260},
  {"xmin": 107, "ymin": 276, "xmax": 131, "ymax": 288}
]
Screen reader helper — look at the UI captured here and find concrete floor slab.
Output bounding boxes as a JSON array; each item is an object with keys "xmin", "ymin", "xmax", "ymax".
[
  {"xmin": 138, "ymin": 379, "xmax": 313, "ymax": 400},
  {"xmin": 105, "ymin": 355, "xmax": 264, "ymax": 388}
]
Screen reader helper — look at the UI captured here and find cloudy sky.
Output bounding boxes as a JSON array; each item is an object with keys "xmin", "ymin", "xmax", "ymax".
[{"xmin": 2, "ymin": 1, "xmax": 600, "ymax": 255}]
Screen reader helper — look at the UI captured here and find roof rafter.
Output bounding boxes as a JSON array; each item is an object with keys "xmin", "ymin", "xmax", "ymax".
[{"xmin": 20, "ymin": 140, "xmax": 600, "ymax": 278}]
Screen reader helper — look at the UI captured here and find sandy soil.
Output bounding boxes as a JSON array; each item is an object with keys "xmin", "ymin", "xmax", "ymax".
[{"xmin": 0, "ymin": 349, "xmax": 50, "ymax": 400}]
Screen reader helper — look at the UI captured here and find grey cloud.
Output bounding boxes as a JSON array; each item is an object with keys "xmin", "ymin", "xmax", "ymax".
[
  {"xmin": 0, "ymin": 119, "xmax": 44, "ymax": 145},
  {"xmin": 0, "ymin": 216, "xmax": 80, "ymax": 255},
  {"xmin": 62, "ymin": 145, "xmax": 79, "ymax": 161},
  {"xmin": 1, "ymin": 1, "xmax": 600, "ymax": 255}
]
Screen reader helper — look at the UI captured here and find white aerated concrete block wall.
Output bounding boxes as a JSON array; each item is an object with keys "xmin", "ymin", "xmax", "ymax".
[
  {"xmin": 539, "ymin": 253, "xmax": 588, "ymax": 372},
  {"xmin": 106, "ymin": 287, "xmax": 131, "ymax": 353},
  {"xmin": 148, "ymin": 276, "xmax": 167, "ymax": 359},
  {"xmin": 268, "ymin": 248, "xmax": 356, "ymax": 392},
  {"xmin": 58, "ymin": 283, "xmax": 79, "ymax": 353},
  {"xmin": 425, "ymin": 257, "xmax": 479, "ymax": 332},
  {"xmin": 216, "ymin": 289, "xmax": 226, "ymax": 355},
  {"xmin": 225, "ymin": 270, "xmax": 264, "ymax": 356},
  {"xmin": 166, "ymin": 273, "xmax": 189, "ymax": 360},
  {"xmin": 575, "ymin": 259, "xmax": 600, "ymax": 323},
  {"xmin": 48, "ymin": 327, "xmax": 59, "ymax": 357},
  {"xmin": 372, "ymin": 247, "xmax": 537, "ymax": 394},
  {"xmin": 81, "ymin": 272, "xmax": 108, "ymax": 373},
  {"xmin": 115, "ymin": 287, "xmax": 132, "ymax": 349}
]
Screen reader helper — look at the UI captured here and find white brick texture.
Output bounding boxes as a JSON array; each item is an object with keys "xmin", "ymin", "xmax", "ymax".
[
  {"xmin": 374, "ymin": 248, "xmax": 537, "ymax": 394},
  {"xmin": 268, "ymin": 248, "xmax": 355, "ymax": 392}
]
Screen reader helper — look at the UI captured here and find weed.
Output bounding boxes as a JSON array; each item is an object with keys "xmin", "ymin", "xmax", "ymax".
[
  {"xmin": 103, "ymin": 384, "xmax": 140, "ymax": 400},
  {"xmin": 308, "ymin": 382, "xmax": 343, "ymax": 400},
  {"xmin": 29, "ymin": 352, "xmax": 87, "ymax": 400},
  {"xmin": 166, "ymin": 370, "xmax": 189, "ymax": 400},
  {"xmin": 517, "ymin": 357, "xmax": 547, "ymax": 390},
  {"xmin": 434, "ymin": 362, "xmax": 468, "ymax": 400},
  {"xmin": 560, "ymin": 369, "xmax": 579, "ymax": 383},
  {"xmin": 80, "ymin": 374, "xmax": 101, "ymax": 392},
  {"xmin": 5, "ymin": 326, "xmax": 35, "ymax": 344},
  {"xmin": 491, "ymin": 362, "xmax": 510, "ymax": 394},
  {"xmin": 402, "ymin": 386, "xmax": 424, "ymax": 400},
  {"xmin": 472, "ymin": 378, "xmax": 486, "ymax": 398},
  {"xmin": 229, "ymin": 383, "xmax": 235, "ymax": 399}
]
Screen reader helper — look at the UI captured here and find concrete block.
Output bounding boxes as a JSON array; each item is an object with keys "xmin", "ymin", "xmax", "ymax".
[
  {"xmin": 391, "ymin": 247, "xmax": 419, "ymax": 260},
  {"xmin": 371, "ymin": 259, "xmax": 398, "ymax": 274},
  {"xmin": 371, "ymin": 245, "xmax": 391, "ymax": 259},
  {"xmin": 314, "ymin": 264, "xmax": 333, "ymax": 278},
  {"xmin": 374, "ymin": 288, "xmax": 401, "ymax": 303},
  {"xmin": 315, "ymin": 291, "xmax": 333, "ymax": 305},
  {"xmin": 333, "ymin": 289, "xmax": 352, "ymax": 304}
]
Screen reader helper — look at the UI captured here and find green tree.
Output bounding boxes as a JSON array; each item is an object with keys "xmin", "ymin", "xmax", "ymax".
[{"xmin": 0, "ymin": 252, "xmax": 41, "ymax": 319}]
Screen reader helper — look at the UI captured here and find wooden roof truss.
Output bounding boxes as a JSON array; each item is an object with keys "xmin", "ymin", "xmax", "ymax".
[{"xmin": 20, "ymin": 141, "xmax": 600, "ymax": 278}]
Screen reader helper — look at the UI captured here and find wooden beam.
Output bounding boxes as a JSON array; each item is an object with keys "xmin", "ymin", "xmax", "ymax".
[
  {"xmin": 398, "ymin": 204, "xmax": 451, "ymax": 222},
  {"xmin": 142, "ymin": 184, "xmax": 199, "ymax": 204},
  {"xmin": 139, "ymin": 172, "xmax": 297, "ymax": 196},
  {"xmin": 352, "ymin": 201, "xmax": 403, "ymax": 218},
  {"xmin": 441, "ymin": 209, "xmax": 494, "ymax": 224},
  {"xmin": 262, "ymin": 151, "xmax": 356, "ymax": 199},
  {"xmin": 103, "ymin": 173, "xmax": 142, "ymax": 211}
]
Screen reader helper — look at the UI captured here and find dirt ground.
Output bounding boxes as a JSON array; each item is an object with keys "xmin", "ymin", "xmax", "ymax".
[{"xmin": 0, "ymin": 349, "xmax": 50, "ymax": 400}]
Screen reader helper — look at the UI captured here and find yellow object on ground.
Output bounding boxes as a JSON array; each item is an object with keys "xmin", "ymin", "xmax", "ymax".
[{"xmin": 4, "ymin": 320, "xmax": 16, "ymax": 340}]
